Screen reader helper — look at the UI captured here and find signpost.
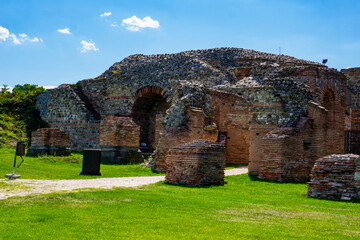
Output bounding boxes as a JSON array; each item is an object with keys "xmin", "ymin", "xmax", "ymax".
[{"xmin": 5, "ymin": 142, "xmax": 26, "ymax": 180}]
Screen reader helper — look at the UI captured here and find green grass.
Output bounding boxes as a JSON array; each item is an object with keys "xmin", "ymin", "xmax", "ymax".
[
  {"xmin": 0, "ymin": 174, "xmax": 359, "ymax": 239},
  {"xmin": 0, "ymin": 148, "xmax": 162, "ymax": 180}
]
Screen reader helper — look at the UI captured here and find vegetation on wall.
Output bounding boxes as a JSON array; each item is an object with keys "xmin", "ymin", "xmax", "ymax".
[{"xmin": 0, "ymin": 84, "xmax": 48, "ymax": 148}]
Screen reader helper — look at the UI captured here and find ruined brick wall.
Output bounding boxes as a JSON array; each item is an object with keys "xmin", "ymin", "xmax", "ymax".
[
  {"xmin": 27, "ymin": 128, "xmax": 71, "ymax": 156},
  {"xmin": 307, "ymin": 154, "xmax": 360, "ymax": 201},
  {"xmin": 36, "ymin": 48, "xmax": 348, "ymax": 168},
  {"xmin": 342, "ymin": 68, "xmax": 360, "ymax": 130},
  {"xmin": 165, "ymin": 140, "xmax": 225, "ymax": 186},
  {"xmin": 209, "ymin": 90, "xmax": 252, "ymax": 164},
  {"xmin": 100, "ymin": 116, "xmax": 139, "ymax": 147},
  {"xmin": 248, "ymin": 124, "xmax": 277, "ymax": 175},
  {"xmin": 36, "ymin": 84, "xmax": 100, "ymax": 150},
  {"xmin": 153, "ymin": 107, "xmax": 218, "ymax": 172},
  {"xmin": 99, "ymin": 116, "xmax": 142, "ymax": 163},
  {"xmin": 257, "ymin": 102, "xmax": 340, "ymax": 182},
  {"xmin": 259, "ymin": 128, "xmax": 307, "ymax": 182}
]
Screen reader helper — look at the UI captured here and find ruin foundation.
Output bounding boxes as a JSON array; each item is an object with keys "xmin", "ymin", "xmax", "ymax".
[
  {"xmin": 307, "ymin": 154, "xmax": 360, "ymax": 201},
  {"xmin": 165, "ymin": 140, "xmax": 225, "ymax": 186}
]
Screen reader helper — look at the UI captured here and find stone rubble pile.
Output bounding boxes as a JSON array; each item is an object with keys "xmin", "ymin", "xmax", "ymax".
[{"xmin": 307, "ymin": 154, "xmax": 360, "ymax": 201}]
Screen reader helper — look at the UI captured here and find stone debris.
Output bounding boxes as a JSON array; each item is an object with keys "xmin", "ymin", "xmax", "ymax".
[
  {"xmin": 307, "ymin": 154, "xmax": 360, "ymax": 201},
  {"xmin": 165, "ymin": 140, "xmax": 225, "ymax": 186}
]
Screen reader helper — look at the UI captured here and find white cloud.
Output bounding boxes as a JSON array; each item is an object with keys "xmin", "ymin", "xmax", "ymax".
[
  {"xmin": 0, "ymin": 26, "xmax": 10, "ymax": 41},
  {"xmin": 10, "ymin": 33, "xmax": 21, "ymax": 44},
  {"xmin": 28, "ymin": 37, "xmax": 42, "ymax": 43},
  {"xmin": 57, "ymin": 27, "xmax": 71, "ymax": 35},
  {"xmin": 121, "ymin": 16, "xmax": 160, "ymax": 32},
  {"xmin": 10, "ymin": 33, "xmax": 42, "ymax": 44},
  {"xmin": 100, "ymin": 12, "xmax": 112, "ymax": 17},
  {"xmin": 0, "ymin": 26, "xmax": 42, "ymax": 45},
  {"xmin": 110, "ymin": 22, "xmax": 119, "ymax": 27},
  {"xmin": 80, "ymin": 40, "xmax": 99, "ymax": 53}
]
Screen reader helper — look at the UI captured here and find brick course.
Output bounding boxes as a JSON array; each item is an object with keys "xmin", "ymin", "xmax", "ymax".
[
  {"xmin": 27, "ymin": 128, "xmax": 71, "ymax": 156},
  {"xmin": 307, "ymin": 154, "xmax": 360, "ymax": 201},
  {"xmin": 165, "ymin": 140, "xmax": 225, "ymax": 186}
]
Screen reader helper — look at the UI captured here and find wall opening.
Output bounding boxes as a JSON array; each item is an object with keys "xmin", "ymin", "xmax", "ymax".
[{"xmin": 132, "ymin": 93, "xmax": 169, "ymax": 153}]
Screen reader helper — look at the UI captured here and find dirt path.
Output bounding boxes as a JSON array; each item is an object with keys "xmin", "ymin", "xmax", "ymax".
[{"xmin": 0, "ymin": 167, "xmax": 248, "ymax": 200}]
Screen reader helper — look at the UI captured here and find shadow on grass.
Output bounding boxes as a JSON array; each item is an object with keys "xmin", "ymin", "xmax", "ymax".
[
  {"xmin": 100, "ymin": 161, "xmax": 144, "ymax": 166},
  {"xmin": 247, "ymin": 174, "xmax": 307, "ymax": 185},
  {"xmin": 163, "ymin": 181, "xmax": 227, "ymax": 189}
]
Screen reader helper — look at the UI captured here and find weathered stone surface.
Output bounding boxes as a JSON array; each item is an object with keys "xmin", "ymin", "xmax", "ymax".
[
  {"xmin": 307, "ymin": 154, "xmax": 360, "ymax": 201},
  {"xmin": 165, "ymin": 140, "xmax": 225, "ymax": 186}
]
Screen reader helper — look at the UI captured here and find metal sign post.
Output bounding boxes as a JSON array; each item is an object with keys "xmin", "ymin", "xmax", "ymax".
[{"xmin": 5, "ymin": 142, "xmax": 26, "ymax": 180}]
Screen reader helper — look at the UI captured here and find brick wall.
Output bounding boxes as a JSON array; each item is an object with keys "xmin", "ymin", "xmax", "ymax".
[
  {"xmin": 257, "ymin": 101, "xmax": 344, "ymax": 182},
  {"xmin": 100, "ymin": 116, "xmax": 139, "ymax": 147},
  {"xmin": 165, "ymin": 140, "xmax": 225, "ymax": 186},
  {"xmin": 27, "ymin": 128, "xmax": 71, "ymax": 156},
  {"xmin": 153, "ymin": 107, "xmax": 218, "ymax": 172},
  {"xmin": 248, "ymin": 124, "xmax": 277, "ymax": 175},
  {"xmin": 209, "ymin": 90, "xmax": 253, "ymax": 164},
  {"xmin": 259, "ymin": 128, "xmax": 307, "ymax": 182},
  {"xmin": 99, "ymin": 116, "xmax": 142, "ymax": 163},
  {"xmin": 307, "ymin": 154, "xmax": 360, "ymax": 201},
  {"xmin": 342, "ymin": 68, "xmax": 360, "ymax": 130}
]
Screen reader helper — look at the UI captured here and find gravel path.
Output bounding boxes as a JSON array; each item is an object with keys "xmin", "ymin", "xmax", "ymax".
[{"xmin": 0, "ymin": 167, "xmax": 248, "ymax": 200}]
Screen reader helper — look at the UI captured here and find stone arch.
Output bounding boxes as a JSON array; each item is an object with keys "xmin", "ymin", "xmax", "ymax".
[
  {"xmin": 130, "ymin": 86, "xmax": 171, "ymax": 153},
  {"xmin": 128, "ymin": 86, "xmax": 172, "ymax": 111}
]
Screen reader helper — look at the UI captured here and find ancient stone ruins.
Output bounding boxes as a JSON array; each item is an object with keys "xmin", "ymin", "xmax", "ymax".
[{"xmin": 32, "ymin": 47, "xmax": 360, "ymax": 192}]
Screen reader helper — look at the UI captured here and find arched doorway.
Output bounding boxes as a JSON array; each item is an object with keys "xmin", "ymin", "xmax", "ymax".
[{"xmin": 131, "ymin": 87, "xmax": 170, "ymax": 153}]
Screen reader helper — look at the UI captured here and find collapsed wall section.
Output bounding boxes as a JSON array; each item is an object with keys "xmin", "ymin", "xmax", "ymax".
[
  {"xmin": 153, "ymin": 107, "xmax": 218, "ymax": 172},
  {"xmin": 307, "ymin": 154, "xmax": 360, "ymax": 201}
]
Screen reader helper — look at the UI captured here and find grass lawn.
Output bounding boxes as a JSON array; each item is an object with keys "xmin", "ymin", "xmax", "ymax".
[
  {"xmin": 0, "ymin": 174, "xmax": 359, "ymax": 239},
  {"xmin": 0, "ymin": 148, "xmax": 162, "ymax": 179}
]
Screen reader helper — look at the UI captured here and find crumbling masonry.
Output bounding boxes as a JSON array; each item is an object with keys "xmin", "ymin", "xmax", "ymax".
[{"xmin": 35, "ymin": 47, "xmax": 359, "ymax": 181}]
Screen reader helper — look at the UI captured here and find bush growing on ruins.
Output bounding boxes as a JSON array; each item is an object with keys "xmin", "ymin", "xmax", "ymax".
[{"xmin": 0, "ymin": 84, "xmax": 48, "ymax": 148}]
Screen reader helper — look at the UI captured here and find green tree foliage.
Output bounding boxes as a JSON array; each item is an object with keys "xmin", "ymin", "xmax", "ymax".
[{"xmin": 0, "ymin": 84, "xmax": 48, "ymax": 148}]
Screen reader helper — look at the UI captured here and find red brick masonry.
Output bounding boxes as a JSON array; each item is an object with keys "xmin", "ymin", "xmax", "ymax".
[
  {"xmin": 27, "ymin": 128, "xmax": 71, "ymax": 156},
  {"xmin": 165, "ymin": 140, "xmax": 225, "ymax": 186},
  {"xmin": 307, "ymin": 154, "xmax": 360, "ymax": 201}
]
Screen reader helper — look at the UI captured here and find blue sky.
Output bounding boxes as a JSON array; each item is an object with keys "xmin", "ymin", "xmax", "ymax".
[{"xmin": 0, "ymin": 0, "xmax": 360, "ymax": 88}]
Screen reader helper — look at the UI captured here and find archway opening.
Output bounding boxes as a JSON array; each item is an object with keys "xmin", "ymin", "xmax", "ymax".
[{"xmin": 132, "ymin": 93, "xmax": 169, "ymax": 153}]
